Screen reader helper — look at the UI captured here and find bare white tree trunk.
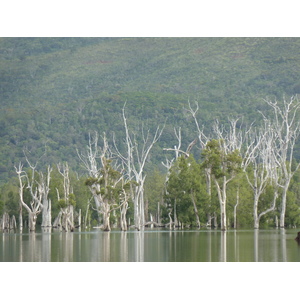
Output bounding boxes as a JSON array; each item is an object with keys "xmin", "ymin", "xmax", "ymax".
[
  {"xmin": 208, "ymin": 119, "xmax": 244, "ymax": 231},
  {"xmin": 233, "ymin": 187, "xmax": 239, "ymax": 229},
  {"xmin": 213, "ymin": 212, "xmax": 218, "ymax": 228},
  {"xmin": 113, "ymin": 103, "xmax": 164, "ymax": 230},
  {"xmin": 53, "ymin": 211, "xmax": 62, "ymax": 229},
  {"xmin": 40, "ymin": 166, "xmax": 52, "ymax": 227},
  {"xmin": 262, "ymin": 96, "xmax": 300, "ymax": 228},
  {"xmin": 78, "ymin": 132, "xmax": 126, "ymax": 231},
  {"xmin": 15, "ymin": 162, "xmax": 43, "ymax": 232},
  {"xmin": 57, "ymin": 163, "xmax": 75, "ymax": 232},
  {"xmin": 186, "ymin": 101, "xmax": 215, "ymax": 227},
  {"xmin": 10, "ymin": 215, "xmax": 17, "ymax": 230},
  {"xmin": 1, "ymin": 212, "xmax": 10, "ymax": 230},
  {"xmin": 19, "ymin": 208, "xmax": 23, "ymax": 232},
  {"xmin": 214, "ymin": 176, "xmax": 227, "ymax": 231},
  {"xmin": 242, "ymin": 125, "xmax": 278, "ymax": 229},
  {"xmin": 120, "ymin": 201, "xmax": 128, "ymax": 231},
  {"xmin": 78, "ymin": 209, "xmax": 81, "ymax": 228}
]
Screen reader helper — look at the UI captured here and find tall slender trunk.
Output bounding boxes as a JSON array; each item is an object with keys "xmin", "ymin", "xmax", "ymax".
[
  {"xmin": 253, "ymin": 194, "xmax": 259, "ymax": 229},
  {"xmin": 78, "ymin": 209, "xmax": 81, "ymax": 228},
  {"xmin": 233, "ymin": 188, "xmax": 239, "ymax": 229},
  {"xmin": 191, "ymin": 192, "xmax": 200, "ymax": 229},
  {"xmin": 102, "ymin": 202, "xmax": 111, "ymax": 231},
  {"xmin": 213, "ymin": 212, "xmax": 218, "ymax": 228},
  {"xmin": 215, "ymin": 176, "xmax": 227, "ymax": 231},
  {"xmin": 205, "ymin": 169, "xmax": 212, "ymax": 227},
  {"xmin": 19, "ymin": 209, "xmax": 23, "ymax": 232},
  {"xmin": 280, "ymin": 185, "xmax": 288, "ymax": 228},
  {"xmin": 120, "ymin": 202, "xmax": 128, "ymax": 231},
  {"xmin": 41, "ymin": 199, "xmax": 52, "ymax": 227},
  {"xmin": 28, "ymin": 211, "xmax": 37, "ymax": 231}
]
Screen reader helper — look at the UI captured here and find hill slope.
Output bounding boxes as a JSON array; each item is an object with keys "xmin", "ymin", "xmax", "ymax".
[{"xmin": 1, "ymin": 37, "xmax": 300, "ymax": 183}]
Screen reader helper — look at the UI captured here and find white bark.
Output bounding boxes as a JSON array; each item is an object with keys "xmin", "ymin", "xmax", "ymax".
[
  {"xmin": 1, "ymin": 212, "xmax": 10, "ymax": 230},
  {"xmin": 262, "ymin": 96, "xmax": 300, "ymax": 228},
  {"xmin": 40, "ymin": 166, "xmax": 52, "ymax": 227},
  {"xmin": 113, "ymin": 103, "xmax": 164, "ymax": 230},
  {"xmin": 233, "ymin": 188, "xmax": 239, "ymax": 229},
  {"xmin": 242, "ymin": 125, "xmax": 278, "ymax": 229},
  {"xmin": 57, "ymin": 163, "xmax": 75, "ymax": 232},
  {"xmin": 212, "ymin": 119, "xmax": 244, "ymax": 231},
  {"xmin": 78, "ymin": 132, "xmax": 127, "ymax": 231},
  {"xmin": 186, "ymin": 101, "xmax": 214, "ymax": 227},
  {"xmin": 15, "ymin": 162, "xmax": 43, "ymax": 231}
]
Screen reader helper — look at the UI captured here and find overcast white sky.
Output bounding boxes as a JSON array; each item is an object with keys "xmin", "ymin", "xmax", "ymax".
[{"xmin": 1, "ymin": 1, "xmax": 299, "ymax": 37}]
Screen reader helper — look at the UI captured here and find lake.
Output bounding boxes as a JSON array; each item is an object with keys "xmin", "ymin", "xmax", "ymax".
[{"xmin": 1, "ymin": 228, "xmax": 300, "ymax": 262}]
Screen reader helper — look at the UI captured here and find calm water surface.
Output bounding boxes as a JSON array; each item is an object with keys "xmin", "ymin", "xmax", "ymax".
[{"xmin": 1, "ymin": 228, "xmax": 300, "ymax": 262}]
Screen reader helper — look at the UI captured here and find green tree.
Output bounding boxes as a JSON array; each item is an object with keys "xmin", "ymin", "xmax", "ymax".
[
  {"xmin": 165, "ymin": 155, "xmax": 208, "ymax": 228},
  {"xmin": 144, "ymin": 168, "xmax": 165, "ymax": 224},
  {"xmin": 201, "ymin": 139, "xmax": 242, "ymax": 230}
]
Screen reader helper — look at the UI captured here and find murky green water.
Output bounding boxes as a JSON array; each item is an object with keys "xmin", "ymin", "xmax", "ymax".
[{"xmin": 1, "ymin": 228, "xmax": 300, "ymax": 262}]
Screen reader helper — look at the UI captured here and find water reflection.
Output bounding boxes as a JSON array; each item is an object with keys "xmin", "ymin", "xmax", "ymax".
[
  {"xmin": 280, "ymin": 229, "xmax": 287, "ymax": 262},
  {"xmin": 253, "ymin": 229, "xmax": 290, "ymax": 262},
  {"xmin": 0, "ymin": 228, "xmax": 300, "ymax": 262},
  {"xmin": 120, "ymin": 232, "xmax": 128, "ymax": 262},
  {"xmin": 41, "ymin": 229, "xmax": 51, "ymax": 262},
  {"xmin": 220, "ymin": 231, "xmax": 227, "ymax": 262}
]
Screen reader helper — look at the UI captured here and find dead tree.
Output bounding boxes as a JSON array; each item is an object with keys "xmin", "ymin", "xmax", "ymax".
[
  {"xmin": 1, "ymin": 212, "xmax": 10, "ymax": 230},
  {"xmin": 113, "ymin": 103, "xmax": 164, "ymax": 230},
  {"xmin": 15, "ymin": 163, "xmax": 43, "ymax": 231},
  {"xmin": 262, "ymin": 96, "xmax": 300, "ymax": 228},
  {"xmin": 242, "ymin": 124, "xmax": 278, "ymax": 229},
  {"xmin": 201, "ymin": 119, "xmax": 244, "ymax": 231},
  {"xmin": 77, "ymin": 132, "xmax": 125, "ymax": 231},
  {"xmin": 56, "ymin": 162, "xmax": 75, "ymax": 232},
  {"xmin": 186, "ymin": 101, "xmax": 217, "ymax": 227},
  {"xmin": 40, "ymin": 166, "xmax": 52, "ymax": 228}
]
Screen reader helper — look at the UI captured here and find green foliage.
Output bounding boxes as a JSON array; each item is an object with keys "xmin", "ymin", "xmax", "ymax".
[
  {"xmin": 201, "ymin": 139, "xmax": 242, "ymax": 179},
  {"xmin": 144, "ymin": 168, "xmax": 166, "ymax": 219},
  {"xmin": 164, "ymin": 155, "xmax": 209, "ymax": 226},
  {"xmin": 0, "ymin": 198, "xmax": 4, "ymax": 216},
  {"xmin": 85, "ymin": 177, "xmax": 99, "ymax": 186},
  {"xmin": 1, "ymin": 37, "xmax": 300, "ymax": 229},
  {"xmin": 2, "ymin": 37, "xmax": 300, "ymax": 185},
  {"xmin": 68, "ymin": 193, "xmax": 76, "ymax": 207},
  {"xmin": 57, "ymin": 199, "xmax": 68, "ymax": 209}
]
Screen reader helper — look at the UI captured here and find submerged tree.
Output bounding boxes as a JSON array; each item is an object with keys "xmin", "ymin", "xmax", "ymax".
[
  {"xmin": 54, "ymin": 162, "xmax": 76, "ymax": 232},
  {"xmin": 78, "ymin": 132, "xmax": 128, "ymax": 231},
  {"xmin": 15, "ymin": 159, "xmax": 52, "ymax": 232},
  {"xmin": 242, "ymin": 124, "xmax": 278, "ymax": 229},
  {"xmin": 163, "ymin": 126, "xmax": 198, "ymax": 228},
  {"xmin": 186, "ymin": 101, "xmax": 215, "ymax": 227},
  {"xmin": 165, "ymin": 155, "xmax": 207, "ymax": 228},
  {"xmin": 260, "ymin": 96, "xmax": 300, "ymax": 228},
  {"xmin": 202, "ymin": 138, "xmax": 242, "ymax": 231},
  {"xmin": 113, "ymin": 103, "xmax": 164, "ymax": 230}
]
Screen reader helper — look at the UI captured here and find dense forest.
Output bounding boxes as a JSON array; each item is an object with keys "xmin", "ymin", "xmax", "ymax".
[{"xmin": 1, "ymin": 37, "xmax": 300, "ymax": 230}]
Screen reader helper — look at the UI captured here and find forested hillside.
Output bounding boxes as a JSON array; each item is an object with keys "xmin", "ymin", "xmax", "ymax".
[{"xmin": 1, "ymin": 37, "xmax": 300, "ymax": 184}]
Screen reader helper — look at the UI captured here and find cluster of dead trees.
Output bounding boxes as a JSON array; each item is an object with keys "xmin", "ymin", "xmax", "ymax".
[
  {"xmin": 163, "ymin": 96, "xmax": 300, "ymax": 230},
  {"xmin": 13, "ymin": 158, "xmax": 81, "ymax": 232},
  {"xmin": 3, "ymin": 96, "xmax": 300, "ymax": 232},
  {"xmin": 0, "ymin": 212, "xmax": 17, "ymax": 231}
]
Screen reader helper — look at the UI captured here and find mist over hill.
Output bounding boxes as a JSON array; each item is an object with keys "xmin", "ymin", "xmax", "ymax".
[{"xmin": 1, "ymin": 37, "xmax": 300, "ymax": 184}]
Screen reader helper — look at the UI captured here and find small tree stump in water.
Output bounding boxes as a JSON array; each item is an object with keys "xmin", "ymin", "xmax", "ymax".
[{"xmin": 295, "ymin": 232, "xmax": 300, "ymax": 243}]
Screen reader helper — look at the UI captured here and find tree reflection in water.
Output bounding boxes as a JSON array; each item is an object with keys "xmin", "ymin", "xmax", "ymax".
[
  {"xmin": 220, "ymin": 231, "xmax": 227, "ymax": 262},
  {"xmin": 0, "ymin": 228, "xmax": 299, "ymax": 261}
]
